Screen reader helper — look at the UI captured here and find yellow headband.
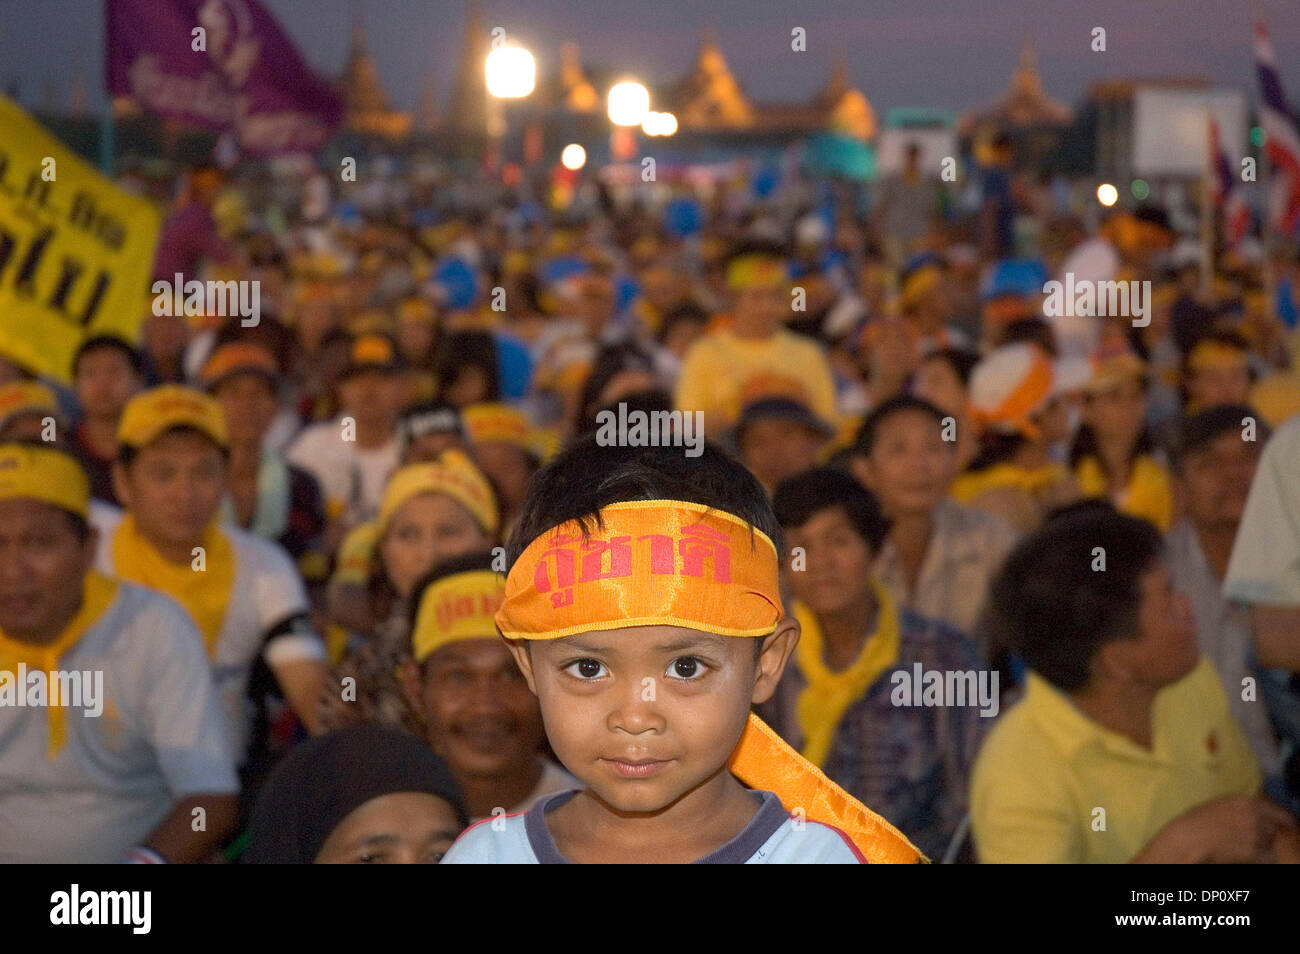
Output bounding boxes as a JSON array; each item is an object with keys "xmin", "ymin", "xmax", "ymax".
[
  {"xmin": 412, "ymin": 569, "xmax": 506, "ymax": 663},
  {"xmin": 496, "ymin": 500, "xmax": 784, "ymax": 640},
  {"xmin": 0, "ymin": 382, "xmax": 59, "ymax": 430},
  {"xmin": 377, "ymin": 450, "xmax": 499, "ymax": 537},
  {"xmin": 0, "ymin": 444, "xmax": 89, "ymax": 519},
  {"xmin": 726, "ymin": 255, "xmax": 788, "ymax": 292},
  {"xmin": 899, "ymin": 265, "xmax": 942, "ymax": 310},
  {"xmin": 1188, "ymin": 340, "xmax": 1248, "ymax": 373}
]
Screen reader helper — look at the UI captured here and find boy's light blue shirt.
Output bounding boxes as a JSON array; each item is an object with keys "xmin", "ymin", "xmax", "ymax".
[{"xmin": 441, "ymin": 789, "xmax": 865, "ymax": 864}]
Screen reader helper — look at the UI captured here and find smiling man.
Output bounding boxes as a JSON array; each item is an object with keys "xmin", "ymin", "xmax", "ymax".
[{"xmin": 401, "ymin": 552, "xmax": 578, "ymax": 820}]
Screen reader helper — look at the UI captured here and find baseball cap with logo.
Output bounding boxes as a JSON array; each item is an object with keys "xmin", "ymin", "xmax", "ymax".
[{"xmin": 118, "ymin": 385, "xmax": 229, "ymax": 450}]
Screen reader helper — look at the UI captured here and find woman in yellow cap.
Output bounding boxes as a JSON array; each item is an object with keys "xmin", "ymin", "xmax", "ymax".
[
  {"xmin": 1070, "ymin": 346, "xmax": 1174, "ymax": 532},
  {"xmin": 320, "ymin": 450, "xmax": 500, "ymax": 732}
]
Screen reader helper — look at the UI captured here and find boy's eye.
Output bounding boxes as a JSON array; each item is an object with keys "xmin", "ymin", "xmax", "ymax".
[
  {"xmin": 564, "ymin": 658, "xmax": 608, "ymax": 680},
  {"xmin": 668, "ymin": 656, "xmax": 707, "ymax": 680}
]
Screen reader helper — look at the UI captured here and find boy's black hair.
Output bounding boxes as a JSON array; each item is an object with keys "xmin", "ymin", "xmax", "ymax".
[
  {"xmin": 505, "ymin": 433, "xmax": 782, "ymax": 569},
  {"xmin": 72, "ymin": 335, "xmax": 143, "ymax": 379},
  {"xmin": 407, "ymin": 550, "xmax": 499, "ymax": 641},
  {"xmin": 1166, "ymin": 403, "xmax": 1268, "ymax": 472},
  {"xmin": 852, "ymin": 394, "xmax": 948, "ymax": 458},
  {"xmin": 983, "ymin": 503, "xmax": 1164, "ymax": 692},
  {"xmin": 771, "ymin": 467, "xmax": 891, "ymax": 554}
]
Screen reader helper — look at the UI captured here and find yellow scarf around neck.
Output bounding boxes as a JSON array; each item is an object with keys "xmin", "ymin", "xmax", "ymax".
[
  {"xmin": 0, "ymin": 571, "xmax": 118, "ymax": 758},
  {"xmin": 1075, "ymin": 453, "xmax": 1173, "ymax": 532},
  {"xmin": 794, "ymin": 582, "xmax": 901, "ymax": 768},
  {"xmin": 111, "ymin": 515, "xmax": 235, "ymax": 655}
]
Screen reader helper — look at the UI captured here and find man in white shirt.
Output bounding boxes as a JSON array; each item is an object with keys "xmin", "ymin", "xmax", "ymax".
[
  {"xmin": 96, "ymin": 385, "xmax": 327, "ymax": 766},
  {"xmin": 1224, "ymin": 414, "xmax": 1300, "ymax": 777},
  {"xmin": 287, "ymin": 333, "xmax": 405, "ymax": 533},
  {"xmin": 0, "ymin": 444, "xmax": 238, "ymax": 863}
]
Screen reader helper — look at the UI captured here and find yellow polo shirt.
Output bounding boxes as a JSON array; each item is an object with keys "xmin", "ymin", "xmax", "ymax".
[{"xmin": 970, "ymin": 657, "xmax": 1260, "ymax": 863}]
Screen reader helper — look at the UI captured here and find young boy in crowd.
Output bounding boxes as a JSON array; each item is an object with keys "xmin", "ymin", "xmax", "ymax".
[{"xmin": 442, "ymin": 435, "xmax": 923, "ymax": 863}]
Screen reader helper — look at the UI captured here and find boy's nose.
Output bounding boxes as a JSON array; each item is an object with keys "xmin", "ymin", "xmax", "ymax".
[{"xmin": 606, "ymin": 677, "xmax": 666, "ymax": 736}]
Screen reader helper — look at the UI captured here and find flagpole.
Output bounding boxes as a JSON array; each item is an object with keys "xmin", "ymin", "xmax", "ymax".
[
  {"xmin": 99, "ymin": 99, "xmax": 115, "ymax": 175},
  {"xmin": 1202, "ymin": 109, "xmax": 1214, "ymax": 297}
]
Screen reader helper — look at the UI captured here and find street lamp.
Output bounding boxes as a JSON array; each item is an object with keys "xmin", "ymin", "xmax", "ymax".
[
  {"xmin": 485, "ymin": 45, "xmax": 536, "ymax": 98},
  {"xmin": 561, "ymin": 143, "xmax": 587, "ymax": 170},
  {"xmin": 642, "ymin": 111, "xmax": 677, "ymax": 136},
  {"xmin": 1096, "ymin": 183, "xmax": 1119, "ymax": 207},
  {"xmin": 608, "ymin": 81, "xmax": 650, "ymax": 127}
]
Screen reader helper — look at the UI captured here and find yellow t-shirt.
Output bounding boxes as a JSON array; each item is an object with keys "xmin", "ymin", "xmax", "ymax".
[
  {"xmin": 673, "ymin": 329, "xmax": 837, "ymax": 430},
  {"xmin": 970, "ymin": 657, "xmax": 1260, "ymax": 863}
]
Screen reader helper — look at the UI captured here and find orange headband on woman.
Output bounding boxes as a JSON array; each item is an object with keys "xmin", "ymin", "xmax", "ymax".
[
  {"xmin": 495, "ymin": 499, "xmax": 925, "ymax": 863},
  {"xmin": 496, "ymin": 500, "xmax": 784, "ymax": 640}
]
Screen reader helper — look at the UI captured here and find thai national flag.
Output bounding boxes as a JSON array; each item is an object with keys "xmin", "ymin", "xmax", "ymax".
[
  {"xmin": 1255, "ymin": 20, "xmax": 1300, "ymax": 237},
  {"xmin": 1210, "ymin": 118, "xmax": 1251, "ymax": 248}
]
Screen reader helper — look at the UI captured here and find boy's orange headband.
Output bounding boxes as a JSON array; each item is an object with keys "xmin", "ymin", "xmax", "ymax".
[{"xmin": 496, "ymin": 500, "xmax": 784, "ymax": 640}]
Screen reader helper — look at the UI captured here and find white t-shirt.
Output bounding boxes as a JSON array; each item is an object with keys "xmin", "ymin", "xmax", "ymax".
[
  {"xmin": 1224, "ymin": 416, "xmax": 1300, "ymax": 605},
  {"xmin": 92, "ymin": 507, "xmax": 325, "ymax": 764},
  {"xmin": 0, "ymin": 581, "xmax": 237, "ymax": 863},
  {"xmin": 285, "ymin": 418, "xmax": 400, "ymax": 525}
]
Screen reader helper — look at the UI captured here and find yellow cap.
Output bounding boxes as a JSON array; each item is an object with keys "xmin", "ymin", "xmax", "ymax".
[
  {"xmin": 0, "ymin": 444, "xmax": 89, "ymax": 518},
  {"xmin": 0, "ymin": 382, "xmax": 60, "ymax": 431},
  {"xmin": 411, "ymin": 569, "xmax": 506, "ymax": 663},
  {"xmin": 118, "ymin": 385, "xmax": 228, "ymax": 450},
  {"xmin": 377, "ymin": 449, "xmax": 498, "ymax": 537},
  {"xmin": 461, "ymin": 402, "xmax": 550, "ymax": 459}
]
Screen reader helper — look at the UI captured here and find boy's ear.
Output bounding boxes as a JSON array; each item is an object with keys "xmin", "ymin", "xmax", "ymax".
[
  {"xmin": 503, "ymin": 636, "xmax": 539, "ymax": 695},
  {"xmin": 750, "ymin": 616, "xmax": 800, "ymax": 707}
]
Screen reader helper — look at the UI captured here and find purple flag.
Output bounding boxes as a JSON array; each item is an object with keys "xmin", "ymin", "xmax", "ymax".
[{"xmin": 106, "ymin": 0, "xmax": 343, "ymax": 154}]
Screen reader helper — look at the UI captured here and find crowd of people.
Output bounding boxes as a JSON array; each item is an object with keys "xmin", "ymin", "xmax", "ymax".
[{"xmin": 2, "ymin": 144, "xmax": 1299, "ymax": 863}]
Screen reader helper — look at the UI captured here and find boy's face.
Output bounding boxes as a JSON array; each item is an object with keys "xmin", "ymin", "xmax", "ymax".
[
  {"xmin": 1176, "ymin": 431, "xmax": 1260, "ymax": 531},
  {"xmin": 508, "ymin": 624, "xmax": 796, "ymax": 815}
]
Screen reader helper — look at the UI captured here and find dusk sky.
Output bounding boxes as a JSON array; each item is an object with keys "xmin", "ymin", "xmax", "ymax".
[{"xmin": 2, "ymin": 0, "xmax": 1298, "ymax": 117}]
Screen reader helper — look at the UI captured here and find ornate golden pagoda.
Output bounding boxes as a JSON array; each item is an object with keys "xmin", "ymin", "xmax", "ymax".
[
  {"xmin": 816, "ymin": 50, "xmax": 876, "ymax": 141},
  {"xmin": 960, "ymin": 41, "xmax": 1072, "ymax": 136},
  {"xmin": 559, "ymin": 42, "xmax": 599, "ymax": 113},
  {"xmin": 339, "ymin": 14, "xmax": 411, "ymax": 138},
  {"xmin": 674, "ymin": 29, "xmax": 755, "ymax": 130}
]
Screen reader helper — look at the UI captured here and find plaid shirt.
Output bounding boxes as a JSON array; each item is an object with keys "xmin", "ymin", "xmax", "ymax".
[{"xmin": 758, "ymin": 610, "xmax": 991, "ymax": 861}]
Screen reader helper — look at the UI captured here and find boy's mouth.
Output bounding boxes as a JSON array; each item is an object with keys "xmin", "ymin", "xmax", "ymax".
[{"xmin": 600, "ymin": 757, "xmax": 673, "ymax": 779}]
